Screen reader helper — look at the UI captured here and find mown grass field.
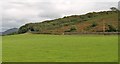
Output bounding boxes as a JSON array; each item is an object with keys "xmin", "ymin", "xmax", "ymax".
[
  {"xmin": 2, "ymin": 34, "xmax": 118, "ymax": 62},
  {"xmin": 0, "ymin": 36, "xmax": 2, "ymax": 62}
]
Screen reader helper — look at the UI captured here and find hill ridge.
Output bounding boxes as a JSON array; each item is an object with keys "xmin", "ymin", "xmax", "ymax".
[{"xmin": 18, "ymin": 11, "xmax": 118, "ymax": 34}]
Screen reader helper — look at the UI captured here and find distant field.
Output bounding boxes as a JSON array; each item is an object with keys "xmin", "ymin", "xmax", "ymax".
[{"xmin": 2, "ymin": 34, "xmax": 118, "ymax": 62}]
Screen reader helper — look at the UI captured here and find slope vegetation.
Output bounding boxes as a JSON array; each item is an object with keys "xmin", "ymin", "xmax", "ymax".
[{"xmin": 18, "ymin": 11, "xmax": 118, "ymax": 34}]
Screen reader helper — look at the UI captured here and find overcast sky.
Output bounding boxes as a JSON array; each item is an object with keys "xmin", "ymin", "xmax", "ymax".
[{"xmin": 1, "ymin": 0, "xmax": 119, "ymax": 32}]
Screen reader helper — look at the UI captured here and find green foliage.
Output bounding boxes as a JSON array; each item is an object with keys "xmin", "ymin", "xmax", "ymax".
[
  {"xmin": 18, "ymin": 26, "xmax": 28, "ymax": 34},
  {"xmin": 85, "ymin": 26, "xmax": 91, "ymax": 31},
  {"xmin": 85, "ymin": 22, "xmax": 97, "ymax": 31},
  {"xmin": 110, "ymin": 7, "xmax": 119, "ymax": 11},
  {"xmin": 91, "ymin": 22, "xmax": 97, "ymax": 27},
  {"xmin": 106, "ymin": 24, "xmax": 117, "ymax": 32},
  {"xmin": 70, "ymin": 25, "xmax": 77, "ymax": 31},
  {"xmin": 65, "ymin": 25, "xmax": 77, "ymax": 32}
]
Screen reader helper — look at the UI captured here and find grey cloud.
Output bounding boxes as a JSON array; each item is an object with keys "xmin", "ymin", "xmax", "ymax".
[{"xmin": 1, "ymin": 0, "xmax": 119, "ymax": 32}]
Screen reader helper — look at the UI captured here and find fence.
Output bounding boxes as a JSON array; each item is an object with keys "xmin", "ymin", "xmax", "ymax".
[
  {"xmin": 31, "ymin": 32, "xmax": 120, "ymax": 35},
  {"xmin": 64, "ymin": 32, "xmax": 119, "ymax": 35}
]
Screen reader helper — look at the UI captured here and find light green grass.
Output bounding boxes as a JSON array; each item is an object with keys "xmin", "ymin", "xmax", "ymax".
[
  {"xmin": 2, "ymin": 34, "xmax": 118, "ymax": 62},
  {"xmin": 0, "ymin": 36, "xmax": 2, "ymax": 63}
]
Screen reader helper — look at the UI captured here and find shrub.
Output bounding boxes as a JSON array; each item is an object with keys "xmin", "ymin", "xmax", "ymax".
[
  {"xmin": 91, "ymin": 22, "xmax": 97, "ymax": 27},
  {"xmin": 106, "ymin": 24, "xmax": 117, "ymax": 32},
  {"xmin": 65, "ymin": 25, "xmax": 77, "ymax": 32}
]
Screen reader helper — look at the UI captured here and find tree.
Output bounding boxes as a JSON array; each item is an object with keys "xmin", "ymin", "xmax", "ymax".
[
  {"xmin": 70, "ymin": 25, "xmax": 77, "ymax": 32},
  {"xmin": 64, "ymin": 25, "xmax": 77, "ymax": 32},
  {"xmin": 18, "ymin": 27, "xmax": 28, "ymax": 34},
  {"xmin": 110, "ymin": 7, "xmax": 119, "ymax": 11},
  {"xmin": 91, "ymin": 22, "xmax": 97, "ymax": 27},
  {"xmin": 106, "ymin": 24, "xmax": 117, "ymax": 32}
]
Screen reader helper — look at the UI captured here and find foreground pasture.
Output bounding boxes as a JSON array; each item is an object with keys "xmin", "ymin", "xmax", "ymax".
[{"xmin": 2, "ymin": 34, "xmax": 118, "ymax": 62}]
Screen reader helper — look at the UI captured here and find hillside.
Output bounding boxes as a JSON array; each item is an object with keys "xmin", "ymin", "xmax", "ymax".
[
  {"xmin": 1, "ymin": 28, "xmax": 18, "ymax": 35},
  {"xmin": 18, "ymin": 11, "xmax": 118, "ymax": 34}
]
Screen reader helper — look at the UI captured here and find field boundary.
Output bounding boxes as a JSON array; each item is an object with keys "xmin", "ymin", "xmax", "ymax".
[{"xmin": 31, "ymin": 32, "xmax": 120, "ymax": 35}]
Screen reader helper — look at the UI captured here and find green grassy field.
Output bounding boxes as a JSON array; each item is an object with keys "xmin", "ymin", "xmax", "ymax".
[
  {"xmin": 0, "ymin": 36, "xmax": 2, "ymax": 62},
  {"xmin": 2, "ymin": 34, "xmax": 118, "ymax": 62}
]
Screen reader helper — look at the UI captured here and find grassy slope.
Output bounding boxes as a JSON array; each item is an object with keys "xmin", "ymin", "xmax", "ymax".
[
  {"xmin": 18, "ymin": 11, "xmax": 118, "ymax": 33},
  {"xmin": 2, "ymin": 34, "xmax": 118, "ymax": 62},
  {"xmin": 52, "ymin": 12, "xmax": 118, "ymax": 32}
]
